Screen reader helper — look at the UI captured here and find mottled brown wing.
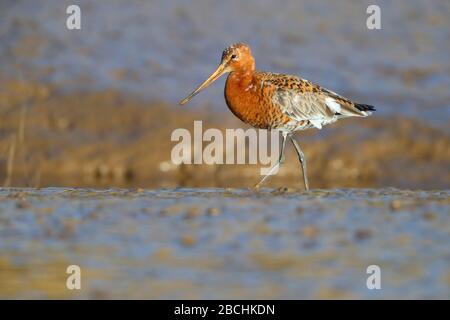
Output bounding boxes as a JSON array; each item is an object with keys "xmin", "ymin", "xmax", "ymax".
[
  {"xmin": 259, "ymin": 72, "xmax": 366, "ymax": 127},
  {"xmin": 272, "ymin": 88, "xmax": 336, "ymax": 122}
]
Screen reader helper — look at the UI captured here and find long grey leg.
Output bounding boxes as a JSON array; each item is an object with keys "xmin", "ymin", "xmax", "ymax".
[
  {"xmin": 254, "ymin": 132, "xmax": 287, "ymax": 189},
  {"xmin": 290, "ymin": 136, "xmax": 309, "ymax": 190}
]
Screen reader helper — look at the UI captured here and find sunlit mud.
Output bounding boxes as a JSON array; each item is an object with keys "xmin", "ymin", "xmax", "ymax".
[{"xmin": 0, "ymin": 187, "xmax": 448, "ymax": 299}]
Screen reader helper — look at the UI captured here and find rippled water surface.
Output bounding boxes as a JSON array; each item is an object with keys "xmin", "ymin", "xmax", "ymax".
[{"xmin": 0, "ymin": 187, "xmax": 449, "ymax": 299}]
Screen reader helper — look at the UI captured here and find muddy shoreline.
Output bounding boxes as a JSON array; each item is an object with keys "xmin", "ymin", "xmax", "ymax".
[
  {"xmin": 0, "ymin": 187, "xmax": 449, "ymax": 299},
  {"xmin": 0, "ymin": 80, "xmax": 449, "ymax": 190}
]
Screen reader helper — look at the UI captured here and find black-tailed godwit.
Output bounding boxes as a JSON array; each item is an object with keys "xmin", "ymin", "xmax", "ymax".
[{"xmin": 180, "ymin": 43, "xmax": 375, "ymax": 190}]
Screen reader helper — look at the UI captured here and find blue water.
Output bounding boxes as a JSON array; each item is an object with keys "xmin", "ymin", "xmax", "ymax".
[
  {"xmin": 0, "ymin": 188, "xmax": 449, "ymax": 298},
  {"xmin": 1, "ymin": 0, "xmax": 449, "ymax": 126}
]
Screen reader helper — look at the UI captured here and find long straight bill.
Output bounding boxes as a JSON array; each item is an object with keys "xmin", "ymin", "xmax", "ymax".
[{"xmin": 179, "ymin": 63, "xmax": 227, "ymax": 105}]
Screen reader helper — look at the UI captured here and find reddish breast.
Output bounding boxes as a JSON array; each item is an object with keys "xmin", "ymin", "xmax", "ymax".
[{"xmin": 224, "ymin": 71, "xmax": 292, "ymax": 129}]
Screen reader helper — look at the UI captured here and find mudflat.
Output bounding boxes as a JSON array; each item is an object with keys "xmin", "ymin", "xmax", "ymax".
[{"xmin": 0, "ymin": 187, "xmax": 448, "ymax": 299}]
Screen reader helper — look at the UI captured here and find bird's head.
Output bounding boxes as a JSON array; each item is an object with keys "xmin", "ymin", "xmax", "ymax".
[{"xmin": 179, "ymin": 42, "xmax": 255, "ymax": 105}]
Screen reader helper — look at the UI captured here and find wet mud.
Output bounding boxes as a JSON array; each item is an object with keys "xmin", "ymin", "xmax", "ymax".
[
  {"xmin": 0, "ymin": 187, "xmax": 448, "ymax": 299},
  {"xmin": 1, "ymin": 81, "xmax": 449, "ymax": 189}
]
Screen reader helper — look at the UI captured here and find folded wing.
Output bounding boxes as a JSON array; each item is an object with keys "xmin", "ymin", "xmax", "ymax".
[{"xmin": 262, "ymin": 72, "xmax": 373, "ymax": 129}]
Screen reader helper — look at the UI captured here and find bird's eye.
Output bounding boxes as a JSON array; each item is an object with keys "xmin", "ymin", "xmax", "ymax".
[{"xmin": 231, "ymin": 54, "xmax": 237, "ymax": 59}]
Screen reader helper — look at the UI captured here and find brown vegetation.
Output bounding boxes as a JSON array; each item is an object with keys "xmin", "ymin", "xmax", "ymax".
[{"xmin": 0, "ymin": 79, "xmax": 448, "ymax": 189}]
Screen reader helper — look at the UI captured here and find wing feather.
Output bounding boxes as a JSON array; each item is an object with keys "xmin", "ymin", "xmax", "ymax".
[{"xmin": 257, "ymin": 72, "xmax": 368, "ymax": 129}]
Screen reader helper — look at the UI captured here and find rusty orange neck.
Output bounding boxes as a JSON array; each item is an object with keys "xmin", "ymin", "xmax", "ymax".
[
  {"xmin": 228, "ymin": 71, "xmax": 253, "ymax": 88},
  {"xmin": 224, "ymin": 68, "xmax": 263, "ymax": 127}
]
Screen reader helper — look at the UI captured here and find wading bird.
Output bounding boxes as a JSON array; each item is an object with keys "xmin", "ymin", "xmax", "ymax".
[{"xmin": 180, "ymin": 43, "xmax": 375, "ymax": 190}]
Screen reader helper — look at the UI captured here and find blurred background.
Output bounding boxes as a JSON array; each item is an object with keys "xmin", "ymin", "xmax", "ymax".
[
  {"xmin": 1, "ymin": 0, "xmax": 449, "ymax": 189},
  {"xmin": 1, "ymin": 0, "xmax": 450, "ymax": 300}
]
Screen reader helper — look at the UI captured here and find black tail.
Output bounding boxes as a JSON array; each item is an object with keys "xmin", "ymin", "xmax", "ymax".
[{"xmin": 355, "ymin": 103, "xmax": 376, "ymax": 112}]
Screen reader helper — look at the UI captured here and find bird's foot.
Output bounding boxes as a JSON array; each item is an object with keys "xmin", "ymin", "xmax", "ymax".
[{"xmin": 252, "ymin": 183, "xmax": 262, "ymax": 191}]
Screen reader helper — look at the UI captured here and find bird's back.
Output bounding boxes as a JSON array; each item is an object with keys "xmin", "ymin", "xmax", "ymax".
[{"xmin": 225, "ymin": 70, "xmax": 375, "ymax": 131}]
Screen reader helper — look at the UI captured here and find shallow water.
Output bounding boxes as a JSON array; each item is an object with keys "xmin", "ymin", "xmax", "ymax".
[
  {"xmin": 1, "ymin": 2, "xmax": 449, "ymax": 300},
  {"xmin": 0, "ymin": 187, "xmax": 449, "ymax": 299},
  {"xmin": 1, "ymin": 0, "xmax": 450, "ymax": 126}
]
